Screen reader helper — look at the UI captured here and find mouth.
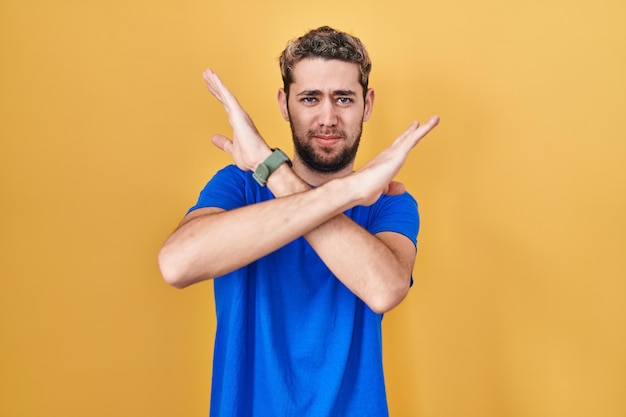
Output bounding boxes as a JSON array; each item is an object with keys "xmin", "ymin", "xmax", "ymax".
[{"xmin": 312, "ymin": 135, "xmax": 341, "ymax": 147}]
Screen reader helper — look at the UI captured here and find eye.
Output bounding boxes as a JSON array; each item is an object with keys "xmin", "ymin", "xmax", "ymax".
[
  {"xmin": 337, "ymin": 97, "xmax": 353, "ymax": 105},
  {"xmin": 300, "ymin": 97, "xmax": 317, "ymax": 105}
]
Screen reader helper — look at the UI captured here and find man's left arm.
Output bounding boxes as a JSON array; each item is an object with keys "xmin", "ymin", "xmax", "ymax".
[
  {"xmin": 204, "ymin": 69, "xmax": 432, "ymax": 313},
  {"xmin": 262, "ymin": 166, "xmax": 415, "ymax": 313},
  {"xmin": 307, "ymin": 219, "xmax": 416, "ymax": 314}
]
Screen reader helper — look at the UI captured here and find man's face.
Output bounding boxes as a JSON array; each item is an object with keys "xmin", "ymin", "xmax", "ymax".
[{"xmin": 279, "ymin": 58, "xmax": 374, "ymax": 173}]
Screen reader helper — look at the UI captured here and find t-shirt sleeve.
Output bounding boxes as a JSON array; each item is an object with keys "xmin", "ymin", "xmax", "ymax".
[
  {"xmin": 368, "ymin": 192, "xmax": 420, "ymax": 247},
  {"xmin": 187, "ymin": 165, "xmax": 249, "ymax": 213}
]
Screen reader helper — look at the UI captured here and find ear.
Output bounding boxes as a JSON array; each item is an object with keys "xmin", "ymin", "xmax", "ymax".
[
  {"xmin": 363, "ymin": 88, "xmax": 375, "ymax": 122},
  {"xmin": 277, "ymin": 88, "xmax": 290, "ymax": 121}
]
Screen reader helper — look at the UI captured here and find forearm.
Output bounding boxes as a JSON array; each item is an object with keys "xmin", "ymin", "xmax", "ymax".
[
  {"xmin": 158, "ymin": 174, "xmax": 355, "ymax": 288},
  {"xmin": 268, "ymin": 167, "xmax": 415, "ymax": 313},
  {"xmin": 304, "ymin": 219, "xmax": 414, "ymax": 313}
]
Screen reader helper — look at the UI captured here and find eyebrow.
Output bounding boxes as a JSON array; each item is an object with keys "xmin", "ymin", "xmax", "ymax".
[{"xmin": 296, "ymin": 89, "xmax": 357, "ymax": 97}]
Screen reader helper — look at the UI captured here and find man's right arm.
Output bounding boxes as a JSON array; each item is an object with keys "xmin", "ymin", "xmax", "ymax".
[{"xmin": 158, "ymin": 164, "xmax": 363, "ymax": 288}]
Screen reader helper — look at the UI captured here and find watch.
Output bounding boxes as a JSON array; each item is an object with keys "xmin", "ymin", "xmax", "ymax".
[{"xmin": 252, "ymin": 148, "xmax": 291, "ymax": 186}]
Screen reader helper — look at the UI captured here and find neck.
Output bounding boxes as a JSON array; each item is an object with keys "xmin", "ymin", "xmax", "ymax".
[{"xmin": 291, "ymin": 157, "xmax": 355, "ymax": 187}]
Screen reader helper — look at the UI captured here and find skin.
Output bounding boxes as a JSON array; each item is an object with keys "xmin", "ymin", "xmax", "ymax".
[
  {"xmin": 280, "ymin": 58, "xmax": 373, "ymax": 177},
  {"xmin": 158, "ymin": 58, "xmax": 439, "ymax": 313}
]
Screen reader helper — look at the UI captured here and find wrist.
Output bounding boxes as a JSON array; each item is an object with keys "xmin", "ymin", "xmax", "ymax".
[
  {"xmin": 331, "ymin": 174, "xmax": 363, "ymax": 208},
  {"xmin": 252, "ymin": 148, "xmax": 292, "ymax": 187},
  {"xmin": 253, "ymin": 148, "xmax": 273, "ymax": 170}
]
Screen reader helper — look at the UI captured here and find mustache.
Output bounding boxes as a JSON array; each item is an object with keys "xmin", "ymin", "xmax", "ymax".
[{"xmin": 307, "ymin": 128, "xmax": 346, "ymax": 138}]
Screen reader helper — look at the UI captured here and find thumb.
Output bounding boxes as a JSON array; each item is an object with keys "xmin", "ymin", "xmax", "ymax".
[
  {"xmin": 211, "ymin": 134, "xmax": 233, "ymax": 154},
  {"xmin": 384, "ymin": 181, "xmax": 406, "ymax": 195}
]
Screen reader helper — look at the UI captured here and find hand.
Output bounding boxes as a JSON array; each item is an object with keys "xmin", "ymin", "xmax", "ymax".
[
  {"xmin": 350, "ymin": 116, "xmax": 440, "ymax": 206},
  {"xmin": 202, "ymin": 69, "xmax": 272, "ymax": 171}
]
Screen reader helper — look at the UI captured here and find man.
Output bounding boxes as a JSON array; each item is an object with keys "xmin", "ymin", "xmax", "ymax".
[{"xmin": 159, "ymin": 26, "xmax": 439, "ymax": 416}]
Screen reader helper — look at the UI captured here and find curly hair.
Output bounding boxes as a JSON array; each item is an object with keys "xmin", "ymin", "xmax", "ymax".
[{"xmin": 279, "ymin": 26, "xmax": 372, "ymax": 98}]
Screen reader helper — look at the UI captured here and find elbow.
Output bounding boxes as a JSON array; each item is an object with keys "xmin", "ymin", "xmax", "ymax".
[
  {"xmin": 158, "ymin": 243, "xmax": 215, "ymax": 289},
  {"xmin": 158, "ymin": 246, "xmax": 190, "ymax": 289},
  {"xmin": 367, "ymin": 280, "xmax": 411, "ymax": 314},
  {"xmin": 368, "ymin": 296, "xmax": 404, "ymax": 315}
]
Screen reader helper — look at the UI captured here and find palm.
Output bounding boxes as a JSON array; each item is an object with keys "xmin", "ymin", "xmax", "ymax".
[
  {"xmin": 203, "ymin": 69, "xmax": 270, "ymax": 171},
  {"xmin": 355, "ymin": 116, "xmax": 440, "ymax": 206}
]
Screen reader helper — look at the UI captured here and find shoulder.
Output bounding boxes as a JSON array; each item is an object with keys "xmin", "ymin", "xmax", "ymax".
[
  {"xmin": 199, "ymin": 164, "xmax": 259, "ymax": 193},
  {"xmin": 211, "ymin": 164, "xmax": 248, "ymax": 183},
  {"xmin": 348, "ymin": 191, "xmax": 420, "ymax": 244},
  {"xmin": 189, "ymin": 165, "xmax": 273, "ymax": 212},
  {"xmin": 370, "ymin": 191, "xmax": 418, "ymax": 218}
]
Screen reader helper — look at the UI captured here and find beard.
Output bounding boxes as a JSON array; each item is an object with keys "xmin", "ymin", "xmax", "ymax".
[{"xmin": 288, "ymin": 115, "xmax": 363, "ymax": 173}]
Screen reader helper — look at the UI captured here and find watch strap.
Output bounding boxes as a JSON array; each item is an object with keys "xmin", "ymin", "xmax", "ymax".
[{"xmin": 252, "ymin": 148, "xmax": 291, "ymax": 186}]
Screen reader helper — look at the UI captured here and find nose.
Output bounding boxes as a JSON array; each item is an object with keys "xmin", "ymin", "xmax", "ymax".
[{"xmin": 318, "ymin": 101, "xmax": 338, "ymax": 127}]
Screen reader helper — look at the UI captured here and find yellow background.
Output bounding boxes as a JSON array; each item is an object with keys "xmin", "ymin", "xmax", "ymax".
[{"xmin": 1, "ymin": 0, "xmax": 625, "ymax": 416}]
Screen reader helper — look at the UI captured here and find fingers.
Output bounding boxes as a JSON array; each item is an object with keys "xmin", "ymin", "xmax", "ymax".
[
  {"xmin": 203, "ymin": 69, "xmax": 233, "ymax": 109},
  {"xmin": 202, "ymin": 68, "xmax": 222, "ymax": 90},
  {"xmin": 421, "ymin": 115, "xmax": 440, "ymax": 133},
  {"xmin": 203, "ymin": 68, "xmax": 250, "ymax": 123},
  {"xmin": 202, "ymin": 69, "xmax": 221, "ymax": 100},
  {"xmin": 414, "ymin": 115, "xmax": 440, "ymax": 141},
  {"xmin": 392, "ymin": 121, "xmax": 419, "ymax": 146},
  {"xmin": 393, "ymin": 115, "xmax": 440, "ymax": 148}
]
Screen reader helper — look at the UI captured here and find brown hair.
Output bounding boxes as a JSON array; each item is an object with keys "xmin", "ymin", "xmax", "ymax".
[{"xmin": 279, "ymin": 26, "xmax": 372, "ymax": 98}]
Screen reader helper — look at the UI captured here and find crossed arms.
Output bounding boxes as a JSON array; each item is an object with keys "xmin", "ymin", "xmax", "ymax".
[{"xmin": 158, "ymin": 70, "xmax": 439, "ymax": 314}]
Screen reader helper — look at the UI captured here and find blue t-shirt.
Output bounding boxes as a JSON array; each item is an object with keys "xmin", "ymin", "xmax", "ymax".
[{"xmin": 189, "ymin": 165, "xmax": 419, "ymax": 417}]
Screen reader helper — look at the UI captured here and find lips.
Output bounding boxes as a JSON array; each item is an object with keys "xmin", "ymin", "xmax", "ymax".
[
  {"xmin": 314, "ymin": 135, "xmax": 340, "ymax": 145},
  {"xmin": 310, "ymin": 131, "xmax": 343, "ymax": 147}
]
